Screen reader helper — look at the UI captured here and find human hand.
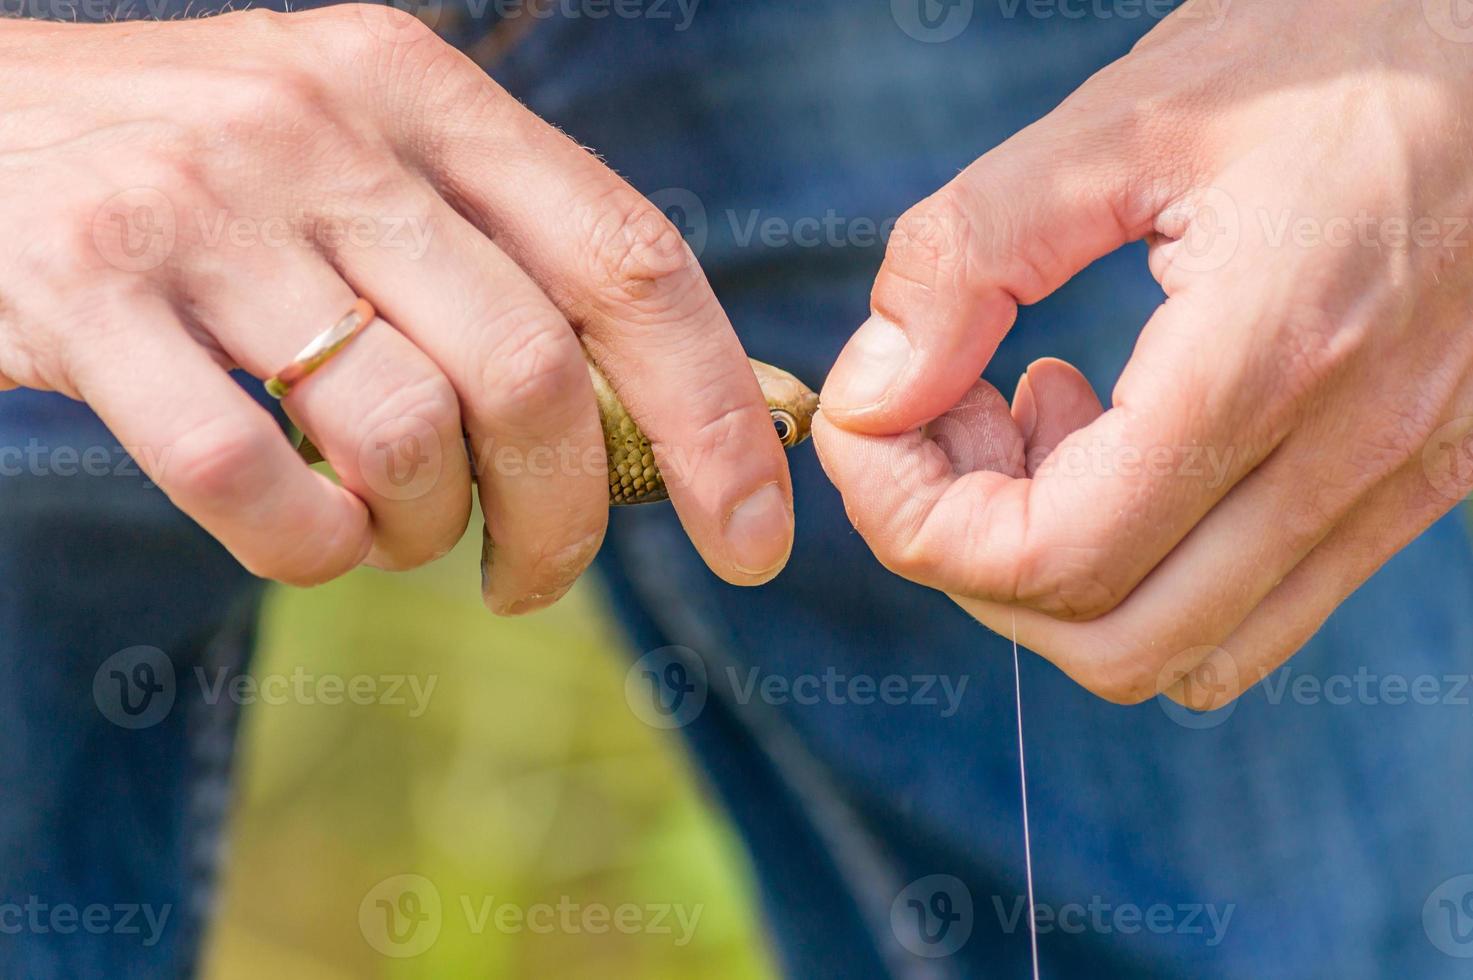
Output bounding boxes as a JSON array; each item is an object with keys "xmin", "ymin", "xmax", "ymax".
[
  {"xmin": 814, "ymin": 0, "xmax": 1473, "ymax": 706},
  {"xmin": 0, "ymin": 7, "xmax": 794, "ymax": 612}
]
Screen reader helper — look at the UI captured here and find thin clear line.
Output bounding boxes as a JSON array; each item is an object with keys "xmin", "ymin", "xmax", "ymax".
[{"xmin": 1012, "ymin": 611, "xmax": 1040, "ymax": 980}]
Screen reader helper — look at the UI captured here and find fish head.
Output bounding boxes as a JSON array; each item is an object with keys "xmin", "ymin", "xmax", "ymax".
[{"xmin": 751, "ymin": 359, "xmax": 820, "ymax": 449}]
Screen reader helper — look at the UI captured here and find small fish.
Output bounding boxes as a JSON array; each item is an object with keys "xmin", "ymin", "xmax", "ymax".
[
  {"xmin": 595, "ymin": 357, "xmax": 817, "ymax": 505},
  {"xmin": 298, "ymin": 356, "xmax": 815, "ymax": 602},
  {"xmin": 295, "ymin": 356, "xmax": 819, "ymax": 506}
]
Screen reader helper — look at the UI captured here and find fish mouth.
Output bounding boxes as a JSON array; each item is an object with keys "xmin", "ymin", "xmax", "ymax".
[{"xmin": 791, "ymin": 390, "xmax": 820, "ymax": 446}]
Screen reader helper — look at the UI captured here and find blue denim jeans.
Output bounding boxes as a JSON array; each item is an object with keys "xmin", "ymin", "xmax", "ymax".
[
  {"xmin": 0, "ymin": 390, "xmax": 265, "ymax": 978},
  {"xmin": 6, "ymin": 1, "xmax": 1473, "ymax": 977}
]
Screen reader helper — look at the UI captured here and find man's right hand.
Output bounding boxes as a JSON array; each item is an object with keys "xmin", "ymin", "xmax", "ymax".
[{"xmin": 0, "ymin": 7, "xmax": 795, "ymax": 611}]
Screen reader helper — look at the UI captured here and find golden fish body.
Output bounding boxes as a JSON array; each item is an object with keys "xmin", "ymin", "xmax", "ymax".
[
  {"xmin": 296, "ymin": 357, "xmax": 818, "ymax": 506},
  {"xmin": 595, "ymin": 357, "xmax": 817, "ymax": 505}
]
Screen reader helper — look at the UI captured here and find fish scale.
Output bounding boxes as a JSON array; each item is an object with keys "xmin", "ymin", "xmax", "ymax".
[
  {"xmin": 294, "ymin": 356, "xmax": 818, "ymax": 506},
  {"xmin": 585, "ymin": 354, "xmax": 675, "ymax": 505}
]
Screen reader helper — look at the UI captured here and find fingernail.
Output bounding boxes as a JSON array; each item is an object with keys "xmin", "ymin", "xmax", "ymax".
[
  {"xmin": 724, "ymin": 483, "xmax": 793, "ymax": 576},
  {"xmin": 821, "ymin": 314, "xmax": 912, "ymax": 414},
  {"xmin": 1012, "ymin": 371, "xmax": 1038, "ymax": 442}
]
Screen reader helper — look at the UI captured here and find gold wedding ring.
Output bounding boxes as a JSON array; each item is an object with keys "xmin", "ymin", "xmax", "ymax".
[{"xmin": 264, "ymin": 298, "xmax": 376, "ymax": 400}]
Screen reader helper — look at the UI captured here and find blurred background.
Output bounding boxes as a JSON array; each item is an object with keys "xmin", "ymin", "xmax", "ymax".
[{"xmin": 201, "ymin": 508, "xmax": 776, "ymax": 979}]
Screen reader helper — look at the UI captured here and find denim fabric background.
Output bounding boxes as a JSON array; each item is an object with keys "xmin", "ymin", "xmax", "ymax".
[{"xmin": 3, "ymin": 1, "xmax": 1472, "ymax": 978}]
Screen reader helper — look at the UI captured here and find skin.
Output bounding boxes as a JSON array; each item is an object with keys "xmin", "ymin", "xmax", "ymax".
[
  {"xmin": 586, "ymin": 356, "xmax": 817, "ymax": 506},
  {"xmin": 485, "ymin": 358, "xmax": 815, "ymax": 611},
  {"xmin": 0, "ymin": 6, "xmax": 795, "ymax": 614},
  {"xmin": 815, "ymin": 0, "xmax": 1473, "ymax": 708},
  {"xmin": 294, "ymin": 356, "xmax": 818, "ymax": 503}
]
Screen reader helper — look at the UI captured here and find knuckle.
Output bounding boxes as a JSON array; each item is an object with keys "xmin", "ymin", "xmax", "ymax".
[
  {"xmin": 337, "ymin": 2, "xmax": 437, "ymax": 47},
  {"xmin": 1017, "ymin": 547, "xmax": 1126, "ymax": 620},
  {"xmin": 582, "ymin": 192, "xmax": 701, "ymax": 314},
  {"xmin": 1083, "ymin": 661, "xmax": 1158, "ymax": 705},
  {"xmin": 871, "ymin": 510, "xmax": 962, "ymax": 586},
  {"xmin": 881, "ymin": 194, "xmax": 976, "ymax": 299},
  {"xmin": 862, "ymin": 513, "xmax": 939, "ymax": 583},
  {"xmin": 114, "ymin": 135, "xmax": 202, "ymax": 197},
  {"xmin": 213, "ymin": 68, "xmax": 333, "ymax": 136},
  {"xmin": 649, "ymin": 389, "xmax": 773, "ymax": 493},
  {"xmin": 1162, "ymin": 681, "xmax": 1233, "ymax": 713},
  {"xmin": 30, "ymin": 201, "xmax": 113, "ymax": 282},
  {"xmin": 369, "ymin": 372, "xmax": 462, "ymax": 442},
  {"xmin": 688, "ymin": 397, "xmax": 764, "ymax": 457},
  {"xmin": 476, "ymin": 307, "xmax": 583, "ymax": 426},
  {"xmin": 1362, "ymin": 397, "xmax": 1441, "ymax": 471},
  {"xmin": 0, "ymin": 321, "xmax": 66, "ymax": 396},
  {"xmin": 168, "ymin": 416, "xmax": 280, "ymax": 509},
  {"xmin": 1277, "ymin": 492, "xmax": 1338, "ymax": 553},
  {"xmin": 1066, "ymin": 642, "xmax": 1160, "ymax": 706},
  {"xmin": 863, "ymin": 497, "xmax": 987, "ymax": 593},
  {"xmin": 232, "ymin": 6, "xmax": 294, "ymax": 35},
  {"xmin": 330, "ymin": 167, "xmax": 431, "ymax": 225},
  {"xmin": 308, "ymin": 4, "xmax": 450, "ymax": 86},
  {"xmin": 879, "ymin": 537, "xmax": 933, "ymax": 584}
]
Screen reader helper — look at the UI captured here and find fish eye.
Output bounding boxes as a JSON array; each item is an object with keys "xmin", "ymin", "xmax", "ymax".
[{"xmin": 771, "ymin": 410, "xmax": 797, "ymax": 446}]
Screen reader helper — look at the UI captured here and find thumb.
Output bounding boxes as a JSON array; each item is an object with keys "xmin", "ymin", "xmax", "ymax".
[{"xmin": 821, "ymin": 102, "xmax": 1180, "ymax": 433}]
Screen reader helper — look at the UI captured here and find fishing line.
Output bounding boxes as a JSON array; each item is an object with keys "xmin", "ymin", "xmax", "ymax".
[{"xmin": 1012, "ymin": 611, "xmax": 1040, "ymax": 980}]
